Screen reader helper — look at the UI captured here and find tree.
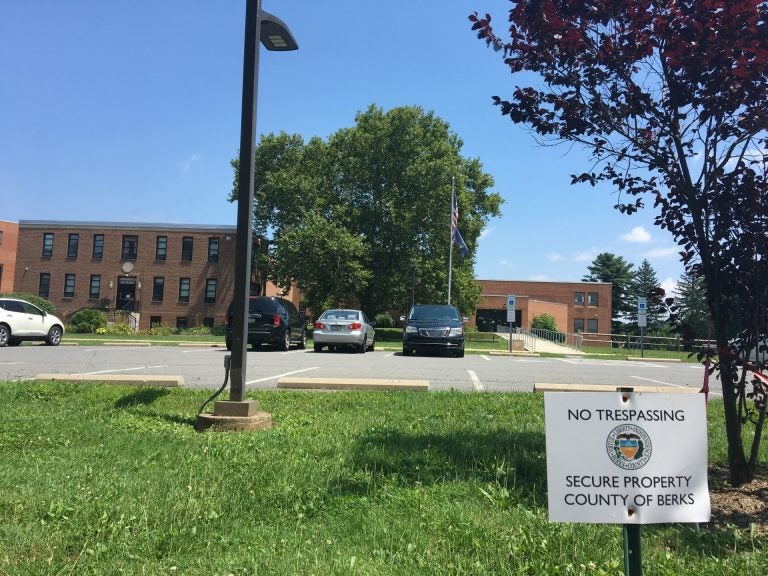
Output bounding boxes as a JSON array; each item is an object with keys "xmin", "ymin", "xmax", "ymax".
[
  {"xmin": 582, "ymin": 253, "xmax": 636, "ymax": 332},
  {"xmin": 674, "ymin": 271, "xmax": 712, "ymax": 346},
  {"xmin": 531, "ymin": 313, "xmax": 558, "ymax": 332},
  {"xmin": 471, "ymin": 2, "xmax": 768, "ymax": 484},
  {"xmin": 631, "ymin": 259, "xmax": 664, "ymax": 331},
  {"xmin": 230, "ymin": 105, "xmax": 502, "ymax": 317}
]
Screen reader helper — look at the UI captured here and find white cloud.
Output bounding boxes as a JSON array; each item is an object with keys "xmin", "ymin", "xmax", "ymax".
[
  {"xmin": 644, "ymin": 246, "xmax": 678, "ymax": 259},
  {"xmin": 621, "ymin": 226, "xmax": 652, "ymax": 243},
  {"xmin": 180, "ymin": 153, "xmax": 201, "ymax": 175},
  {"xmin": 479, "ymin": 226, "xmax": 495, "ymax": 240},
  {"xmin": 528, "ymin": 274, "xmax": 551, "ymax": 281},
  {"xmin": 660, "ymin": 276, "xmax": 679, "ymax": 298},
  {"xmin": 548, "ymin": 253, "xmax": 565, "ymax": 262},
  {"xmin": 574, "ymin": 249, "xmax": 598, "ymax": 262}
]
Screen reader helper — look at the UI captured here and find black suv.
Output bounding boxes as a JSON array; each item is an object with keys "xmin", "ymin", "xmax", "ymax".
[
  {"xmin": 402, "ymin": 304, "xmax": 465, "ymax": 357},
  {"xmin": 225, "ymin": 296, "xmax": 307, "ymax": 351}
]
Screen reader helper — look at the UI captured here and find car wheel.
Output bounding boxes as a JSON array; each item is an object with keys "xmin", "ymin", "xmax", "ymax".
[
  {"xmin": 367, "ymin": 335, "xmax": 375, "ymax": 352},
  {"xmin": 314, "ymin": 342, "xmax": 323, "ymax": 353},
  {"xmin": 298, "ymin": 329, "xmax": 307, "ymax": 350},
  {"xmin": 8, "ymin": 338, "xmax": 22, "ymax": 347},
  {"xmin": 456, "ymin": 348, "xmax": 465, "ymax": 358},
  {"xmin": 358, "ymin": 335, "xmax": 366, "ymax": 354},
  {"xmin": 281, "ymin": 329, "xmax": 291, "ymax": 351},
  {"xmin": 0, "ymin": 325, "xmax": 9, "ymax": 347},
  {"xmin": 45, "ymin": 326, "xmax": 63, "ymax": 346},
  {"xmin": 402, "ymin": 346, "xmax": 411, "ymax": 356}
]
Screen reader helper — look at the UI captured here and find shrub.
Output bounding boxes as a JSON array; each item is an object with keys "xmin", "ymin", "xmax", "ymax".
[
  {"xmin": 149, "ymin": 326, "xmax": 175, "ymax": 336},
  {"xmin": 105, "ymin": 323, "xmax": 134, "ymax": 335},
  {"xmin": 69, "ymin": 310, "xmax": 107, "ymax": 333},
  {"xmin": 531, "ymin": 313, "xmax": 558, "ymax": 332},
  {"xmin": 374, "ymin": 313, "xmax": 395, "ymax": 328}
]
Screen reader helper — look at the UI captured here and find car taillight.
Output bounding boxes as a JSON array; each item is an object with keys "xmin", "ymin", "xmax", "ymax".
[
  {"xmin": 348, "ymin": 322, "xmax": 362, "ymax": 330},
  {"xmin": 313, "ymin": 321, "xmax": 326, "ymax": 329},
  {"xmin": 273, "ymin": 314, "xmax": 281, "ymax": 327}
]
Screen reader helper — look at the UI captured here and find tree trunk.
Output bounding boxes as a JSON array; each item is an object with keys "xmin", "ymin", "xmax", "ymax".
[{"xmin": 717, "ymin": 343, "xmax": 753, "ymax": 485}]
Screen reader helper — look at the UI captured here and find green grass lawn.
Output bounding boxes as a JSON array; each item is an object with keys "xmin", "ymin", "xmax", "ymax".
[{"xmin": 1, "ymin": 381, "xmax": 765, "ymax": 575}]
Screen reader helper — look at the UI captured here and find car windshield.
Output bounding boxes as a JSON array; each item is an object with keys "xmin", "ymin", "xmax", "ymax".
[
  {"xmin": 321, "ymin": 310, "xmax": 359, "ymax": 321},
  {"xmin": 409, "ymin": 305, "xmax": 459, "ymax": 321}
]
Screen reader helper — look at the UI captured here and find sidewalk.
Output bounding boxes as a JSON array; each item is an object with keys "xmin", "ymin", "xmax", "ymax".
[{"xmin": 496, "ymin": 332, "xmax": 586, "ymax": 355}]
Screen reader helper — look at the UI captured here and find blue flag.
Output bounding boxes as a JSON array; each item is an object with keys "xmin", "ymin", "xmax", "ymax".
[{"xmin": 453, "ymin": 227, "xmax": 469, "ymax": 256}]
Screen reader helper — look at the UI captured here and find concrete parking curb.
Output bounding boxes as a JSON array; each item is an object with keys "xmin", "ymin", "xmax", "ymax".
[
  {"xmin": 628, "ymin": 356, "xmax": 682, "ymax": 362},
  {"xmin": 534, "ymin": 383, "xmax": 699, "ymax": 394},
  {"xmin": 277, "ymin": 377, "xmax": 429, "ymax": 391},
  {"xmin": 36, "ymin": 374, "xmax": 184, "ymax": 387}
]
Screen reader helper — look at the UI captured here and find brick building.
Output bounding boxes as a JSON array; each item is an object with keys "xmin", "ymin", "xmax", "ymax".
[
  {"xmin": 12, "ymin": 220, "xmax": 297, "ymax": 331},
  {"xmin": 0, "ymin": 221, "xmax": 19, "ymax": 294},
  {"xmin": 473, "ymin": 279, "xmax": 612, "ymax": 342}
]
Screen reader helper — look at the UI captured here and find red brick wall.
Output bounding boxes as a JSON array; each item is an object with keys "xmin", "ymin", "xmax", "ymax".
[
  {"xmin": 12, "ymin": 222, "xmax": 258, "ymax": 330},
  {"xmin": 475, "ymin": 279, "xmax": 612, "ymax": 339},
  {"xmin": 0, "ymin": 221, "xmax": 19, "ymax": 293}
]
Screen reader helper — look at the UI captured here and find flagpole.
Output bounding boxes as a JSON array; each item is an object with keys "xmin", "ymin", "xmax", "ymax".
[{"xmin": 448, "ymin": 177, "xmax": 455, "ymax": 305}]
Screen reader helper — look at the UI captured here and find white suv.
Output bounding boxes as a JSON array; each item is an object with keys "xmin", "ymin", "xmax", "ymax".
[{"xmin": 0, "ymin": 297, "xmax": 65, "ymax": 347}]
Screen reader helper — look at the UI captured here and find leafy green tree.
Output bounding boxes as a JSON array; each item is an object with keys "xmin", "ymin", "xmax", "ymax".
[
  {"xmin": 470, "ymin": 1, "xmax": 768, "ymax": 483},
  {"xmin": 582, "ymin": 253, "xmax": 636, "ymax": 331},
  {"xmin": 231, "ymin": 105, "xmax": 502, "ymax": 316}
]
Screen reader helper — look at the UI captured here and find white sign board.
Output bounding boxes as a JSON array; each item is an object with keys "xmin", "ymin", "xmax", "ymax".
[
  {"xmin": 506, "ymin": 295, "xmax": 516, "ymax": 323},
  {"xmin": 544, "ymin": 392, "xmax": 710, "ymax": 524},
  {"xmin": 637, "ymin": 297, "xmax": 647, "ymax": 327}
]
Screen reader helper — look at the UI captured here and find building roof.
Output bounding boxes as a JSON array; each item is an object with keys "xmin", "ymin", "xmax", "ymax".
[{"xmin": 18, "ymin": 220, "xmax": 237, "ymax": 232}]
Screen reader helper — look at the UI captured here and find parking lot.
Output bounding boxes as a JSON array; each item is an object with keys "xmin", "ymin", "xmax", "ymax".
[{"xmin": 1, "ymin": 344, "xmax": 717, "ymax": 395}]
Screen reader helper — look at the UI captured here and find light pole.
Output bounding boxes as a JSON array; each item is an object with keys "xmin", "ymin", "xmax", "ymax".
[
  {"xmin": 230, "ymin": 1, "xmax": 298, "ymax": 402},
  {"xmin": 410, "ymin": 264, "xmax": 416, "ymax": 310}
]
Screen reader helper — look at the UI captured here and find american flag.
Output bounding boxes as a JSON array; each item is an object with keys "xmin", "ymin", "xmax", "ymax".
[{"xmin": 452, "ymin": 194, "xmax": 469, "ymax": 256}]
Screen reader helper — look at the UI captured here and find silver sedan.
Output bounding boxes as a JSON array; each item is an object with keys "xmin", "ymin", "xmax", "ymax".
[{"xmin": 312, "ymin": 309, "xmax": 376, "ymax": 353}]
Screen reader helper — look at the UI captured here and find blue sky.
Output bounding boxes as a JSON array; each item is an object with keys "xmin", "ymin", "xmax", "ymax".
[{"xmin": 1, "ymin": 0, "xmax": 684, "ymax": 293}]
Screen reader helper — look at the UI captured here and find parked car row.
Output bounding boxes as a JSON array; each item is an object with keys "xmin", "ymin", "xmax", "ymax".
[{"xmin": 1, "ymin": 295, "xmax": 466, "ymax": 358}]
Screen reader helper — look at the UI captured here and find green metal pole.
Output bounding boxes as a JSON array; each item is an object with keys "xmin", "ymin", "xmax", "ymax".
[{"xmin": 623, "ymin": 524, "xmax": 643, "ymax": 575}]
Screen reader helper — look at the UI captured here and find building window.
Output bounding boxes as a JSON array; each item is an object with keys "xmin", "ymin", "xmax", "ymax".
[
  {"xmin": 67, "ymin": 233, "xmax": 79, "ymax": 258},
  {"xmin": 574, "ymin": 318, "xmax": 585, "ymax": 333},
  {"xmin": 89, "ymin": 275, "xmax": 101, "ymax": 299},
  {"xmin": 122, "ymin": 235, "xmax": 138, "ymax": 260},
  {"xmin": 574, "ymin": 292, "xmax": 585, "ymax": 305},
  {"xmin": 38, "ymin": 273, "xmax": 50, "ymax": 298},
  {"xmin": 0, "ymin": 231, "xmax": 3, "ymax": 245},
  {"xmin": 587, "ymin": 318, "xmax": 598, "ymax": 333},
  {"xmin": 588, "ymin": 292, "xmax": 599, "ymax": 306},
  {"xmin": 181, "ymin": 237, "xmax": 193, "ymax": 262},
  {"xmin": 178, "ymin": 277, "xmax": 190, "ymax": 303},
  {"xmin": 64, "ymin": 274, "xmax": 76, "ymax": 298},
  {"xmin": 176, "ymin": 317, "xmax": 188, "ymax": 330},
  {"xmin": 42, "ymin": 233, "xmax": 54, "ymax": 257},
  {"xmin": 208, "ymin": 237, "xmax": 219, "ymax": 263},
  {"xmin": 155, "ymin": 236, "xmax": 167, "ymax": 261},
  {"xmin": 204, "ymin": 278, "xmax": 217, "ymax": 303},
  {"xmin": 152, "ymin": 277, "xmax": 165, "ymax": 302},
  {"xmin": 203, "ymin": 317, "xmax": 214, "ymax": 328},
  {"xmin": 92, "ymin": 234, "xmax": 104, "ymax": 259},
  {"xmin": 150, "ymin": 316, "xmax": 162, "ymax": 328}
]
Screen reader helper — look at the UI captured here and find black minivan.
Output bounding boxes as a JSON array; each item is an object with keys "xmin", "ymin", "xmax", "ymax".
[
  {"xmin": 225, "ymin": 296, "xmax": 307, "ymax": 351},
  {"xmin": 402, "ymin": 304, "xmax": 465, "ymax": 357}
]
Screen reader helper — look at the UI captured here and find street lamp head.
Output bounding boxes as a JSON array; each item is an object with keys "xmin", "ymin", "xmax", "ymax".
[{"xmin": 260, "ymin": 10, "xmax": 298, "ymax": 51}]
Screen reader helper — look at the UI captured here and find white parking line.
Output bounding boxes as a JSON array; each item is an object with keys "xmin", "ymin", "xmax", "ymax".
[
  {"xmin": 246, "ymin": 366, "xmax": 317, "ymax": 385},
  {"xmin": 630, "ymin": 376, "xmax": 686, "ymax": 388},
  {"xmin": 82, "ymin": 365, "xmax": 166, "ymax": 375},
  {"xmin": 480, "ymin": 355, "xmax": 491, "ymax": 361},
  {"xmin": 467, "ymin": 369, "xmax": 484, "ymax": 392}
]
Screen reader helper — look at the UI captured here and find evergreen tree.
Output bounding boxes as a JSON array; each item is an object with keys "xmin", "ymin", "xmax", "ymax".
[
  {"xmin": 675, "ymin": 271, "xmax": 711, "ymax": 344},
  {"xmin": 631, "ymin": 259, "xmax": 664, "ymax": 330},
  {"xmin": 582, "ymin": 253, "xmax": 636, "ymax": 331}
]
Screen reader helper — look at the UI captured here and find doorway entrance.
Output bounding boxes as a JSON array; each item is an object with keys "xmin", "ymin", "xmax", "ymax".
[{"xmin": 117, "ymin": 277, "xmax": 137, "ymax": 311}]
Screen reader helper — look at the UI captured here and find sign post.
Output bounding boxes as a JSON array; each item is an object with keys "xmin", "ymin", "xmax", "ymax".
[
  {"xmin": 543, "ymin": 390, "xmax": 710, "ymax": 575},
  {"xmin": 506, "ymin": 295, "xmax": 516, "ymax": 353},
  {"xmin": 637, "ymin": 297, "xmax": 647, "ymax": 358}
]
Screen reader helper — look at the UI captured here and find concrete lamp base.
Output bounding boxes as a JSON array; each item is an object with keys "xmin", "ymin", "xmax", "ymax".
[{"xmin": 194, "ymin": 400, "xmax": 272, "ymax": 432}]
